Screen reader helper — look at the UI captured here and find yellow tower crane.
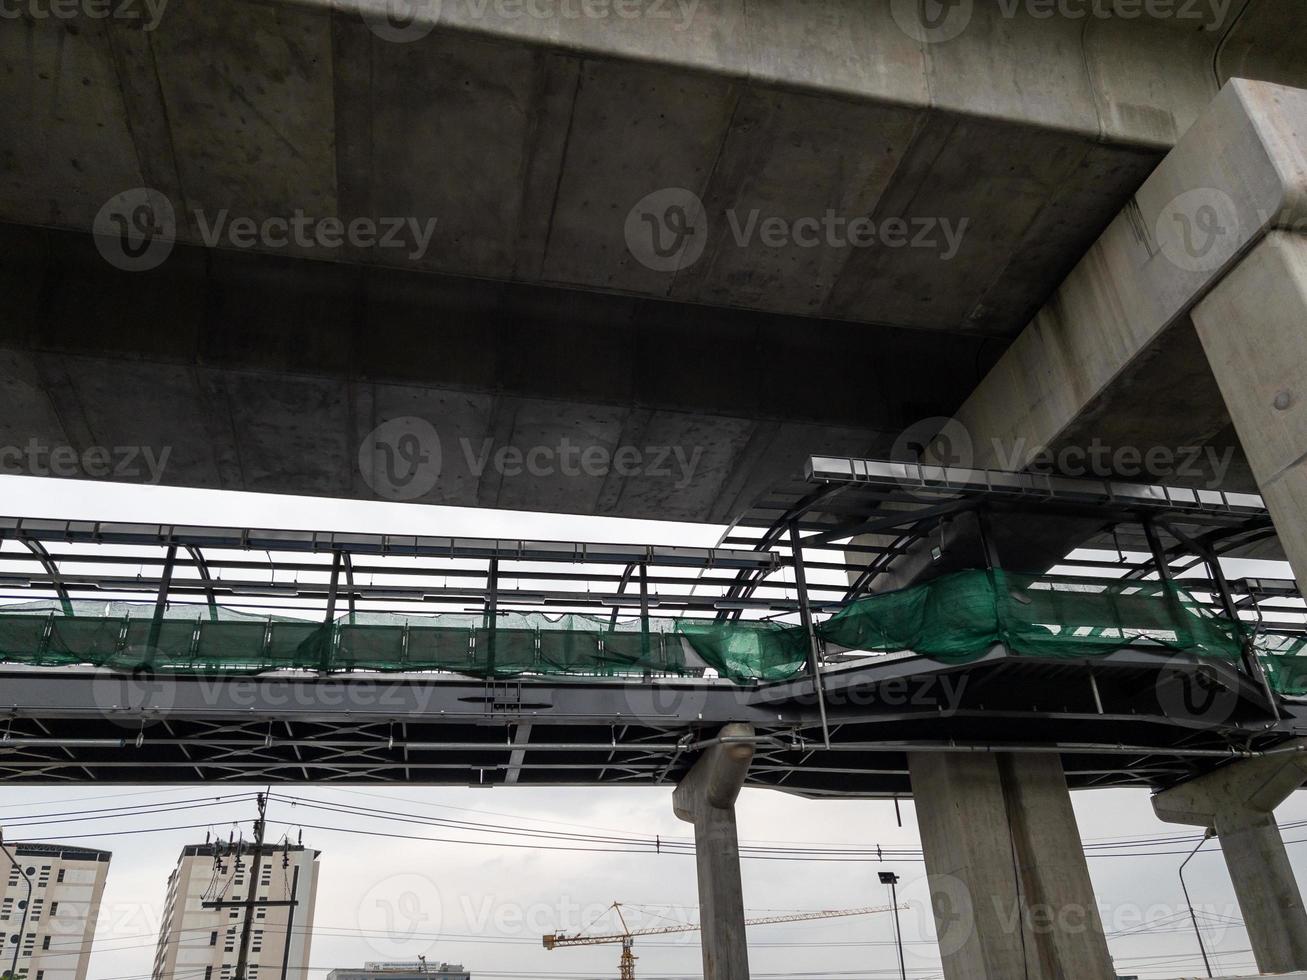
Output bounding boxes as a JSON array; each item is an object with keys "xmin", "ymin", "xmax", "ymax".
[{"xmin": 543, "ymin": 901, "xmax": 907, "ymax": 980}]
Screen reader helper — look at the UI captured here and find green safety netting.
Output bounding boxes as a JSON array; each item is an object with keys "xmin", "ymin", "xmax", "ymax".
[
  {"xmin": 821, "ymin": 570, "xmax": 1244, "ymax": 664},
  {"xmin": 0, "ymin": 571, "xmax": 1300, "ymax": 690},
  {"xmin": 1255, "ymin": 635, "xmax": 1307, "ymax": 696}
]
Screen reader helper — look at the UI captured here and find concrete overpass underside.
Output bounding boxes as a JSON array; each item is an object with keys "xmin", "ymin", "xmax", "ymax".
[{"xmin": 4, "ymin": 0, "xmax": 1307, "ymax": 519}]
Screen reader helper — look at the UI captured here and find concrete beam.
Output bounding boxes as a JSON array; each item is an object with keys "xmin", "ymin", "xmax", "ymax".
[
  {"xmin": 950, "ymin": 78, "xmax": 1307, "ymax": 472},
  {"xmin": 7, "ymin": 0, "xmax": 1307, "ymax": 340},
  {"xmin": 1152, "ymin": 744, "xmax": 1307, "ymax": 973},
  {"xmin": 910, "ymin": 752, "xmax": 1113, "ymax": 980},
  {"xmin": 673, "ymin": 723, "xmax": 754, "ymax": 980},
  {"xmin": 0, "ymin": 223, "xmax": 998, "ymax": 523},
  {"xmin": 1192, "ymin": 231, "xmax": 1307, "ymax": 587}
]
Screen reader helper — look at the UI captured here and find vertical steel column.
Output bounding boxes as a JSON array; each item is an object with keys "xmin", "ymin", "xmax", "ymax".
[
  {"xmin": 146, "ymin": 544, "xmax": 178, "ymax": 655},
  {"xmin": 485, "ymin": 557, "xmax": 499, "ymax": 677},
  {"xmin": 788, "ymin": 522, "xmax": 830, "ymax": 748},
  {"xmin": 639, "ymin": 562, "xmax": 651, "ymax": 671},
  {"xmin": 321, "ymin": 550, "xmax": 341, "ymax": 672}
]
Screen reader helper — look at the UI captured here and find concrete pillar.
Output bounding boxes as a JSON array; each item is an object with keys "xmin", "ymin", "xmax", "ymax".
[
  {"xmin": 673, "ymin": 722, "xmax": 754, "ymax": 980},
  {"xmin": 909, "ymin": 751, "xmax": 1114, "ymax": 980},
  {"xmin": 1152, "ymin": 745, "xmax": 1307, "ymax": 973},
  {"xmin": 1191, "ymin": 231, "xmax": 1307, "ymax": 591}
]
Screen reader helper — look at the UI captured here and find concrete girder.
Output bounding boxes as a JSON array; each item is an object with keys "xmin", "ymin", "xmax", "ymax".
[
  {"xmin": 4, "ymin": 0, "xmax": 1307, "ymax": 335},
  {"xmin": 1192, "ymin": 230, "xmax": 1307, "ymax": 588},
  {"xmin": 950, "ymin": 77, "xmax": 1307, "ymax": 476}
]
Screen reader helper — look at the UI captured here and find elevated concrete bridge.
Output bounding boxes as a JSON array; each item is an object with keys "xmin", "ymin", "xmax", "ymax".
[
  {"xmin": 3, "ymin": 0, "xmax": 1307, "ymax": 520},
  {"xmin": 7, "ymin": 4, "xmax": 1307, "ymax": 978}
]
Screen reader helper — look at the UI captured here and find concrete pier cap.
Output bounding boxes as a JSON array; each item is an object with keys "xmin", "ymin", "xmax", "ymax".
[
  {"xmin": 1152, "ymin": 741, "xmax": 1307, "ymax": 832},
  {"xmin": 673, "ymin": 722, "xmax": 755, "ymax": 821},
  {"xmin": 1152, "ymin": 742, "xmax": 1307, "ymax": 974}
]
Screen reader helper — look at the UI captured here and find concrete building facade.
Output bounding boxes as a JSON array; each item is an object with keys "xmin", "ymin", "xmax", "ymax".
[
  {"xmin": 0, "ymin": 843, "xmax": 111, "ymax": 980},
  {"xmin": 151, "ymin": 844, "xmax": 321, "ymax": 980}
]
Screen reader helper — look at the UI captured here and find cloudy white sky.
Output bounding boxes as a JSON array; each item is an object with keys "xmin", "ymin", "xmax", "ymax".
[{"xmin": 0, "ymin": 474, "xmax": 1303, "ymax": 980}]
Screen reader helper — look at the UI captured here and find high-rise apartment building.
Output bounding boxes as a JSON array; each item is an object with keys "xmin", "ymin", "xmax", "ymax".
[
  {"xmin": 151, "ymin": 842, "xmax": 320, "ymax": 980},
  {"xmin": 0, "ymin": 842, "xmax": 111, "ymax": 980}
]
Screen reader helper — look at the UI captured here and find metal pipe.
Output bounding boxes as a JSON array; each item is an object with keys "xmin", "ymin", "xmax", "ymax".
[{"xmin": 0, "ymin": 735, "xmax": 1266, "ymax": 760}]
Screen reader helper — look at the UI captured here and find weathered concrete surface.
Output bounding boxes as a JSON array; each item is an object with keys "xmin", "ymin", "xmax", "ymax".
[
  {"xmin": 1192, "ymin": 231, "xmax": 1307, "ymax": 588},
  {"xmin": 910, "ymin": 752, "xmax": 1113, "ymax": 980},
  {"xmin": 674, "ymin": 723, "xmax": 754, "ymax": 980},
  {"xmin": 3, "ymin": 8, "xmax": 1306, "ymax": 518},
  {"xmin": 1153, "ymin": 744, "xmax": 1307, "ymax": 974},
  {"xmin": 9, "ymin": 0, "xmax": 1299, "ymax": 331},
  {"xmin": 950, "ymin": 78, "xmax": 1307, "ymax": 473},
  {"xmin": 0, "ymin": 222, "xmax": 996, "ymax": 522}
]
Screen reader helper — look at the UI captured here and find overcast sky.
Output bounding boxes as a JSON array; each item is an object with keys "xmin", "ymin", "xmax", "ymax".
[{"xmin": 1, "ymin": 474, "xmax": 1303, "ymax": 980}]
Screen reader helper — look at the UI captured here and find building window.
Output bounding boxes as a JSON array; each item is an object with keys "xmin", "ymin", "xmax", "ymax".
[
  {"xmin": 48, "ymin": 903, "xmax": 57, "ymax": 916},
  {"xmin": 209, "ymin": 932, "xmax": 218, "ymax": 947},
  {"xmin": 204, "ymin": 969, "xmax": 213, "ymax": 980},
  {"xmin": 55, "ymin": 869, "xmax": 64, "ymax": 884},
  {"xmin": 42, "ymin": 937, "xmax": 50, "ymax": 950}
]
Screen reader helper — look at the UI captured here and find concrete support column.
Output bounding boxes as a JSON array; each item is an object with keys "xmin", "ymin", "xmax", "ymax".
[
  {"xmin": 673, "ymin": 723, "xmax": 754, "ymax": 980},
  {"xmin": 1191, "ymin": 231, "xmax": 1307, "ymax": 591},
  {"xmin": 909, "ymin": 751, "xmax": 1113, "ymax": 980},
  {"xmin": 1152, "ymin": 745, "xmax": 1307, "ymax": 973}
]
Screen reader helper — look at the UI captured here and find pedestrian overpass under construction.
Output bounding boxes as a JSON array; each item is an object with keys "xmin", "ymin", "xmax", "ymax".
[
  {"xmin": 6, "ymin": 456, "xmax": 1307, "ymax": 978},
  {"xmin": 0, "ymin": 457, "xmax": 1302, "ymax": 796}
]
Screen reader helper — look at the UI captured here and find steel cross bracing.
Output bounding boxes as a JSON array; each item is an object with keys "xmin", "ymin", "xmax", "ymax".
[{"xmin": 0, "ymin": 458, "xmax": 1305, "ymax": 795}]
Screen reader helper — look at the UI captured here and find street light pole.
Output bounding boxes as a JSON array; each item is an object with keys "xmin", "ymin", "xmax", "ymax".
[
  {"xmin": 879, "ymin": 871, "xmax": 906, "ymax": 980},
  {"xmin": 1180, "ymin": 828, "xmax": 1216, "ymax": 977},
  {"xmin": 0, "ymin": 832, "xmax": 33, "ymax": 980}
]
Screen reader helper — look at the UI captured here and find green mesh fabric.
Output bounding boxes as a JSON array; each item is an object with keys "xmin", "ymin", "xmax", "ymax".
[
  {"xmin": 0, "ymin": 570, "xmax": 1295, "ymax": 688},
  {"xmin": 673, "ymin": 619, "xmax": 809, "ymax": 682},
  {"xmin": 822, "ymin": 570, "xmax": 999, "ymax": 662},
  {"xmin": 821, "ymin": 570, "xmax": 1244, "ymax": 664},
  {"xmin": 1262, "ymin": 653, "xmax": 1307, "ymax": 697}
]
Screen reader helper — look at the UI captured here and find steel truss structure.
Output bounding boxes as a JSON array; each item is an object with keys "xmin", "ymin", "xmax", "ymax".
[{"xmin": 0, "ymin": 457, "xmax": 1304, "ymax": 796}]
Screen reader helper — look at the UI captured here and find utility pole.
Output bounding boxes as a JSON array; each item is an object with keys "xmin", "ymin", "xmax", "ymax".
[
  {"xmin": 233, "ymin": 793, "xmax": 267, "ymax": 980},
  {"xmin": 202, "ymin": 793, "xmax": 298, "ymax": 980}
]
